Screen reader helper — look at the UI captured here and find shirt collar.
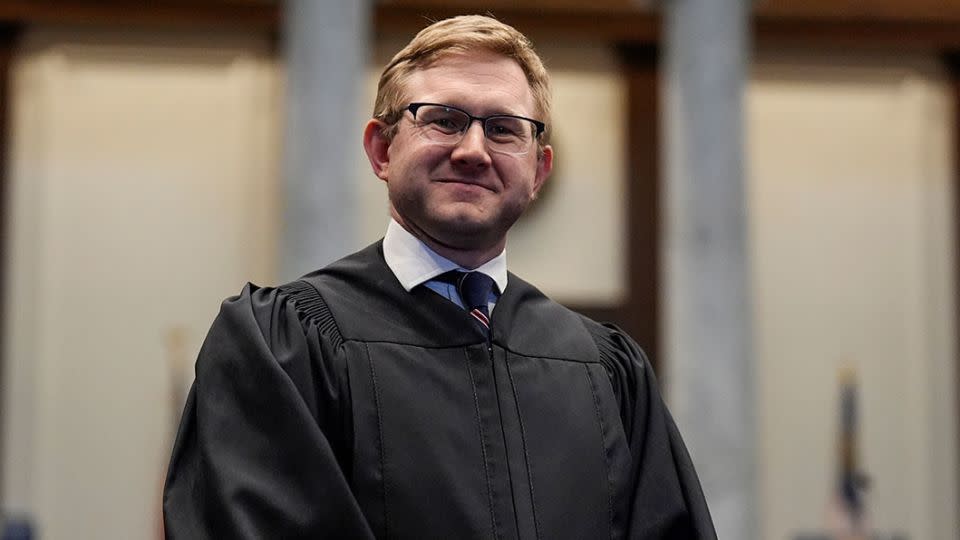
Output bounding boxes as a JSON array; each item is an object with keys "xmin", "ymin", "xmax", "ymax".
[{"xmin": 383, "ymin": 218, "xmax": 508, "ymax": 294}]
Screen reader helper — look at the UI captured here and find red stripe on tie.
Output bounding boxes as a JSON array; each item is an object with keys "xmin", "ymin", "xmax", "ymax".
[{"xmin": 470, "ymin": 308, "xmax": 490, "ymax": 328}]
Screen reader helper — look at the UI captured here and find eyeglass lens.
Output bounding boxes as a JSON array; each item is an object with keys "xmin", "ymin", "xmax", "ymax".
[{"xmin": 413, "ymin": 105, "xmax": 536, "ymax": 154}]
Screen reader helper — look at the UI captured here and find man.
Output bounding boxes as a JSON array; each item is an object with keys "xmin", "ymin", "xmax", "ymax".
[{"xmin": 163, "ymin": 15, "xmax": 716, "ymax": 540}]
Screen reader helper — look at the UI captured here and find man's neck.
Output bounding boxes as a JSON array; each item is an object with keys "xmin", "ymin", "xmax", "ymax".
[
  {"xmin": 391, "ymin": 213, "xmax": 504, "ymax": 270},
  {"xmin": 383, "ymin": 219, "xmax": 508, "ymax": 293}
]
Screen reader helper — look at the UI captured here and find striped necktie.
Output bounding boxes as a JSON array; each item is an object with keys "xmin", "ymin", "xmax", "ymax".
[{"xmin": 437, "ymin": 270, "xmax": 496, "ymax": 330}]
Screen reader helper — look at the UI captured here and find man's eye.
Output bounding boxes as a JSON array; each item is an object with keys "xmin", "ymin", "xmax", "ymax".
[
  {"xmin": 430, "ymin": 118, "xmax": 457, "ymax": 129},
  {"xmin": 487, "ymin": 120, "xmax": 523, "ymax": 139},
  {"xmin": 423, "ymin": 115, "xmax": 463, "ymax": 133}
]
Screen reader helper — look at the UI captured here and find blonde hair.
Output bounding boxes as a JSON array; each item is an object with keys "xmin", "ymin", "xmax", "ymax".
[{"xmin": 373, "ymin": 15, "xmax": 552, "ymax": 144}]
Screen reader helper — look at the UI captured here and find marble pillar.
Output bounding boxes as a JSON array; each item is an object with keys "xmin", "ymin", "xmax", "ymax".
[
  {"xmin": 281, "ymin": 0, "xmax": 369, "ymax": 280},
  {"xmin": 661, "ymin": 1, "xmax": 757, "ymax": 538}
]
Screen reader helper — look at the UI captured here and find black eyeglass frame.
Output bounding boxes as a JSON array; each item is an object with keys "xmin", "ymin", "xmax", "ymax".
[{"xmin": 405, "ymin": 102, "xmax": 546, "ymax": 139}]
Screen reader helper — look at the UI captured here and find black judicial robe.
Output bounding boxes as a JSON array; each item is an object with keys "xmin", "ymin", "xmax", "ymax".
[{"xmin": 163, "ymin": 242, "xmax": 716, "ymax": 540}]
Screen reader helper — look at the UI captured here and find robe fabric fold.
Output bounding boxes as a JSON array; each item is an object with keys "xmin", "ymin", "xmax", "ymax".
[{"xmin": 163, "ymin": 241, "xmax": 717, "ymax": 540}]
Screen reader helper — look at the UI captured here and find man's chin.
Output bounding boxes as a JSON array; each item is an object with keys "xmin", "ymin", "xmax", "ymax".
[
  {"xmin": 423, "ymin": 215, "xmax": 503, "ymax": 250},
  {"xmin": 437, "ymin": 215, "xmax": 490, "ymax": 235}
]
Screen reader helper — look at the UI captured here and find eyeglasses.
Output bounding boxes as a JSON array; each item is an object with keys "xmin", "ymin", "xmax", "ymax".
[{"xmin": 405, "ymin": 102, "xmax": 545, "ymax": 156}]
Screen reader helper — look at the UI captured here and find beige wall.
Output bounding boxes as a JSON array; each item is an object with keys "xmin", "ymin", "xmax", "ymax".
[
  {"xmin": 749, "ymin": 51, "xmax": 958, "ymax": 539},
  {"xmin": 1, "ymin": 29, "xmax": 280, "ymax": 539}
]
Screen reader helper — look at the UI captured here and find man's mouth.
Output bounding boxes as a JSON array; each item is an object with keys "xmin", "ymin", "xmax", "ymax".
[{"xmin": 436, "ymin": 178, "xmax": 496, "ymax": 192}]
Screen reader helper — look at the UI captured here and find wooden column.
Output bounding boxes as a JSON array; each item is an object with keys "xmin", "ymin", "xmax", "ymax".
[
  {"xmin": 948, "ymin": 51, "xmax": 960, "ymax": 539},
  {"xmin": 565, "ymin": 45, "xmax": 661, "ymax": 371},
  {"xmin": 622, "ymin": 44, "xmax": 661, "ymax": 367},
  {"xmin": 0, "ymin": 22, "xmax": 19, "ymax": 509}
]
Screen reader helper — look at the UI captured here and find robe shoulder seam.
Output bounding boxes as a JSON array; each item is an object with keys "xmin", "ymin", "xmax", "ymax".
[
  {"xmin": 277, "ymin": 279, "xmax": 345, "ymax": 350},
  {"xmin": 576, "ymin": 315, "xmax": 650, "ymax": 374}
]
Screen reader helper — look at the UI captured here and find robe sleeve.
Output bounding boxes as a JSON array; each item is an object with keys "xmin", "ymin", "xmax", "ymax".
[
  {"xmin": 591, "ymin": 323, "xmax": 718, "ymax": 540},
  {"xmin": 162, "ymin": 283, "xmax": 375, "ymax": 540}
]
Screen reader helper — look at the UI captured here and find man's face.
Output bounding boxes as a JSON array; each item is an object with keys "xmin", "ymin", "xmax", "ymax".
[{"xmin": 366, "ymin": 50, "xmax": 553, "ymax": 254}]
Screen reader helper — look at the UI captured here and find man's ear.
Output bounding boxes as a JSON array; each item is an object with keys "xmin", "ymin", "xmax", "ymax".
[
  {"xmin": 532, "ymin": 144, "xmax": 553, "ymax": 197},
  {"xmin": 363, "ymin": 119, "xmax": 391, "ymax": 181}
]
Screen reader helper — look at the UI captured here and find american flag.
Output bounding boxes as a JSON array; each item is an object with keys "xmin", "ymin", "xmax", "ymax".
[{"xmin": 826, "ymin": 369, "xmax": 870, "ymax": 540}]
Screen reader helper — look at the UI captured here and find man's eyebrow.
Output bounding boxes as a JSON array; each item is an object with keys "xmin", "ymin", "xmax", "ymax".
[
  {"xmin": 423, "ymin": 100, "xmax": 525, "ymax": 117},
  {"xmin": 468, "ymin": 104, "xmax": 531, "ymax": 118}
]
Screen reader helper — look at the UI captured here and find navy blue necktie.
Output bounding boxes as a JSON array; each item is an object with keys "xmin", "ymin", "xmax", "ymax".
[{"xmin": 438, "ymin": 271, "xmax": 495, "ymax": 330}]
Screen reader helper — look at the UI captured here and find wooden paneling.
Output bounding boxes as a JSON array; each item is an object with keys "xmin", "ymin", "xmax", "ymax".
[
  {"xmin": 755, "ymin": 17, "xmax": 960, "ymax": 50},
  {"xmin": 565, "ymin": 45, "xmax": 661, "ymax": 371},
  {"xmin": 382, "ymin": 0, "xmax": 648, "ymax": 11},
  {"xmin": 755, "ymin": 0, "xmax": 960, "ymax": 22},
  {"xmin": 620, "ymin": 44, "xmax": 661, "ymax": 367},
  {"xmin": 0, "ymin": 0, "xmax": 279, "ymax": 29},
  {"xmin": 388, "ymin": 0, "xmax": 960, "ymax": 23},
  {"xmin": 374, "ymin": 6, "xmax": 659, "ymax": 43},
  {"xmin": 0, "ymin": 20, "xmax": 21, "ymax": 514},
  {"xmin": 0, "ymin": 1, "xmax": 956, "ymax": 51},
  {"xmin": 378, "ymin": 8, "xmax": 960, "ymax": 51},
  {"xmin": 947, "ymin": 52, "xmax": 960, "ymax": 534}
]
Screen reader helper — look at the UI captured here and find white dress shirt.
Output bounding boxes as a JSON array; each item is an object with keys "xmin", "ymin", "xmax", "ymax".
[{"xmin": 382, "ymin": 219, "xmax": 507, "ymax": 313}]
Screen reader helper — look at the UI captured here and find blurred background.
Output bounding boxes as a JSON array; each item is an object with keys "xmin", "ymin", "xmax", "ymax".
[{"xmin": 0, "ymin": 0, "xmax": 957, "ymax": 539}]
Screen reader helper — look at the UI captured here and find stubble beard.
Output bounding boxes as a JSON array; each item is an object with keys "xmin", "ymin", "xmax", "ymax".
[{"xmin": 389, "ymin": 188, "xmax": 529, "ymax": 254}]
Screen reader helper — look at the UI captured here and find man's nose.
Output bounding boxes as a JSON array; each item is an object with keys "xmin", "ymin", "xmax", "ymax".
[{"xmin": 450, "ymin": 121, "xmax": 492, "ymax": 166}]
